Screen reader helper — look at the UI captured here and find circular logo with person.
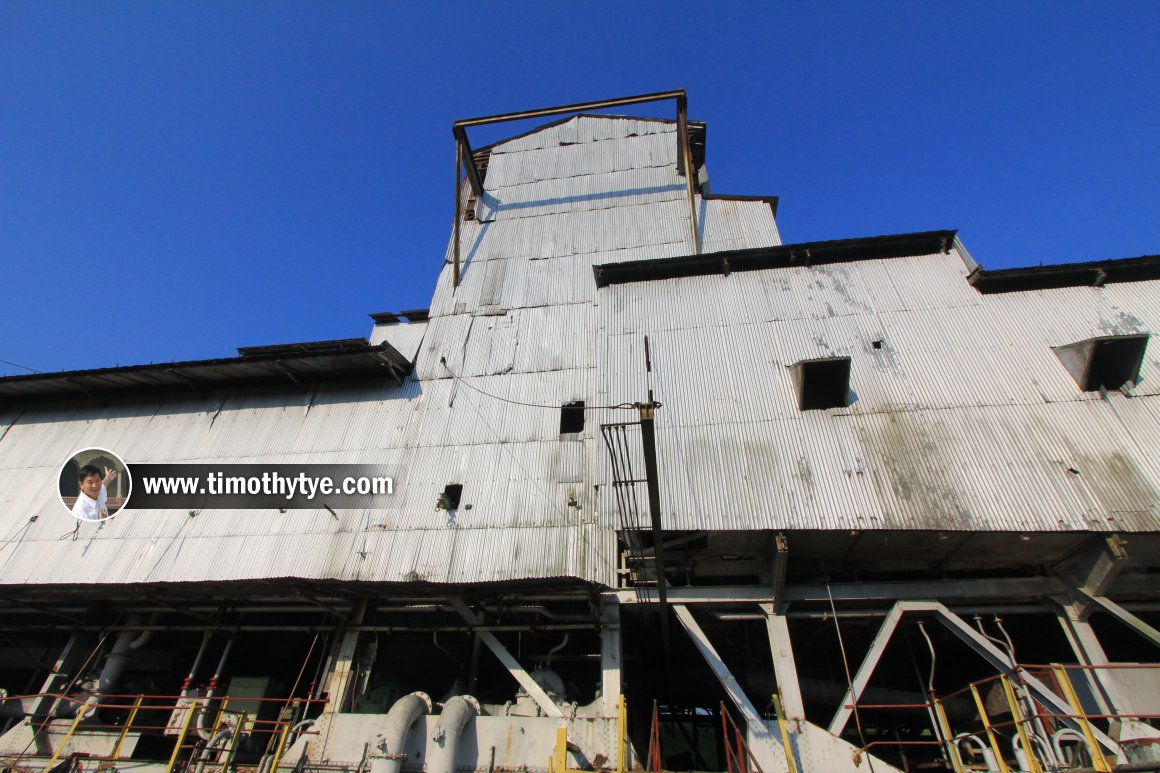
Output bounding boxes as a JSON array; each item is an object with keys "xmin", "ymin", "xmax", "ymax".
[{"xmin": 59, "ymin": 448, "xmax": 132, "ymax": 521}]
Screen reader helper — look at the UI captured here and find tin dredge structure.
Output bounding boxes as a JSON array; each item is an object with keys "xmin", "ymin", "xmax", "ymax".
[{"xmin": 2, "ymin": 91, "xmax": 1160, "ymax": 773}]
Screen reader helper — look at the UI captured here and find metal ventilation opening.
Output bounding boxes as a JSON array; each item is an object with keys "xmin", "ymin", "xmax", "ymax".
[
  {"xmin": 560, "ymin": 401, "xmax": 585, "ymax": 434},
  {"xmin": 1053, "ymin": 334, "xmax": 1149, "ymax": 391},
  {"xmin": 437, "ymin": 484, "xmax": 463, "ymax": 511},
  {"xmin": 791, "ymin": 356, "xmax": 852, "ymax": 410}
]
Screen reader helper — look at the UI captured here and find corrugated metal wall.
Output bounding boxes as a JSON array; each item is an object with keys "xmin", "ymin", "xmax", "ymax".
[
  {"xmin": 0, "ymin": 114, "xmax": 779, "ymax": 587},
  {"xmin": 596, "ymin": 251, "xmax": 1159, "ymax": 533},
  {"xmin": 3, "ymin": 112, "xmax": 1153, "ymax": 591}
]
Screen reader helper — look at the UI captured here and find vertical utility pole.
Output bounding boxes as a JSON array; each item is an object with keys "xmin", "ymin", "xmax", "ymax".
[{"xmin": 639, "ymin": 336, "xmax": 671, "ymax": 676}]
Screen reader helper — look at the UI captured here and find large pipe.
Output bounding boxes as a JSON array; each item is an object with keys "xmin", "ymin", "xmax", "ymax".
[
  {"xmin": 1053, "ymin": 728, "xmax": 1086, "ymax": 766},
  {"xmin": 193, "ymin": 727, "xmax": 234, "ymax": 773},
  {"xmin": 207, "ymin": 638, "xmax": 234, "ymax": 694},
  {"xmin": 546, "ymin": 633, "xmax": 569, "ymax": 667},
  {"xmin": 127, "ymin": 627, "xmax": 153, "ymax": 650},
  {"xmin": 182, "ymin": 632, "xmax": 212, "ymax": 697},
  {"xmin": 427, "ymin": 695, "xmax": 480, "ymax": 773},
  {"xmin": 371, "ymin": 692, "xmax": 432, "ymax": 773},
  {"xmin": 197, "ymin": 638, "xmax": 235, "ymax": 740},
  {"xmin": 954, "ymin": 733, "xmax": 998, "ymax": 773},
  {"xmin": 98, "ymin": 614, "xmax": 147, "ymax": 693}
]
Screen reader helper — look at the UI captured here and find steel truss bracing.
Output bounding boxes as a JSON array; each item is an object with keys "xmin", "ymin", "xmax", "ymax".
[{"xmin": 451, "ymin": 89, "xmax": 702, "ymax": 287}]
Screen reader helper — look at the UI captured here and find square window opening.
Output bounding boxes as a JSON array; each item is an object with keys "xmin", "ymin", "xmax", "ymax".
[
  {"xmin": 560, "ymin": 401, "xmax": 585, "ymax": 434},
  {"xmin": 792, "ymin": 357, "xmax": 851, "ymax": 411},
  {"xmin": 1052, "ymin": 334, "xmax": 1149, "ymax": 392},
  {"xmin": 437, "ymin": 484, "xmax": 463, "ymax": 511}
]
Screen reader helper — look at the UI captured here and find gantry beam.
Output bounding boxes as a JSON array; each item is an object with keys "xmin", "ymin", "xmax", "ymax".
[
  {"xmin": 610, "ymin": 576, "xmax": 1074, "ymax": 605},
  {"xmin": 451, "ymin": 90, "xmax": 702, "ymax": 280},
  {"xmin": 448, "ymin": 597, "xmax": 563, "ymax": 718},
  {"xmin": 453, "ymin": 89, "xmax": 687, "ymax": 129},
  {"xmin": 928, "ymin": 602, "xmax": 1123, "ymax": 760},
  {"xmin": 673, "ymin": 605, "xmax": 766, "ymax": 727},
  {"xmin": 828, "ymin": 602, "xmax": 905, "ymax": 736},
  {"xmin": 1078, "ymin": 591, "xmax": 1160, "ymax": 648}
]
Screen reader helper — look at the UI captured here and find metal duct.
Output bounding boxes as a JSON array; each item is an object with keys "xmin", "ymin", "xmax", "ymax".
[
  {"xmin": 370, "ymin": 691, "xmax": 432, "ymax": 773},
  {"xmin": 197, "ymin": 638, "xmax": 235, "ymax": 740},
  {"xmin": 98, "ymin": 614, "xmax": 147, "ymax": 693},
  {"xmin": 427, "ymin": 695, "xmax": 480, "ymax": 773}
]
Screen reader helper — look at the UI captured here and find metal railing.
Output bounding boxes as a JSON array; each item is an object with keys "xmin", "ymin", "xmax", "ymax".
[
  {"xmin": 842, "ymin": 663, "xmax": 1160, "ymax": 773},
  {"xmin": 0, "ymin": 690, "xmax": 327, "ymax": 773}
]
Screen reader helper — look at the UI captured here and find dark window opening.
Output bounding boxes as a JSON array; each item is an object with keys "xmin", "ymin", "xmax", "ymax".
[
  {"xmin": 791, "ymin": 357, "xmax": 851, "ymax": 410},
  {"xmin": 437, "ymin": 484, "xmax": 463, "ymax": 511},
  {"xmin": 560, "ymin": 401, "xmax": 585, "ymax": 434},
  {"xmin": 1052, "ymin": 334, "xmax": 1149, "ymax": 392}
]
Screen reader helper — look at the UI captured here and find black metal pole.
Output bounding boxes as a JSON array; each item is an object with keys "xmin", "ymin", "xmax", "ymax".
[{"xmin": 639, "ymin": 336, "xmax": 671, "ymax": 676}]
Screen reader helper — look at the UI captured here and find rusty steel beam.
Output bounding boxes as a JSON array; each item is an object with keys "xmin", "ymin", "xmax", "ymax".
[
  {"xmin": 452, "ymin": 89, "xmax": 686, "ymax": 129},
  {"xmin": 453, "ymin": 139, "xmax": 462, "ymax": 287},
  {"xmin": 676, "ymin": 93, "xmax": 701, "ymax": 255},
  {"xmin": 452, "ymin": 125, "xmax": 484, "ymax": 199}
]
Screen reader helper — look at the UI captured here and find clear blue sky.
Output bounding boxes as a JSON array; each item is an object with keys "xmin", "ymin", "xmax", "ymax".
[{"xmin": 2, "ymin": 2, "xmax": 1157, "ymax": 377}]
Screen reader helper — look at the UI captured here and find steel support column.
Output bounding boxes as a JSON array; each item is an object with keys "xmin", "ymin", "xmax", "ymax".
[
  {"xmin": 761, "ymin": 603, "xmax": 805, "ymax": 721},
  {"xmin": 638, "ymin": 396, "xmax": 671, "ymax": 670},
  {"xmin": 453, "ymin": 139, "xmax": 462, "ymax": 287},
  {"xmin": 769, "ymin": 535, "xmax": 788, "ymax": 610},
  {"xmin": 1055, "ymin": 598, "xmax": 1120, "ymax": 716},
  {"xmin": 601, "ymin": 599, "xmax": 623, "ymax": 717},
  {"xmin": 676, "ymin": 94, "xmax": 700, "ymax": 255},
  {"xmin": 451, "ymin": 127, "xmax": 484, "ymax": 199},
  {"xmin": 321, "ymin": 600, "xmax": 367, "ymax": 714}
]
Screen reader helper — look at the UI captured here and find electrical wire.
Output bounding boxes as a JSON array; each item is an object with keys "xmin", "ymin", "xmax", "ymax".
[
  {"xmin": 827, "ymin": 585, "xmax": 876, "ymax": 773},
  {"xmin": 440, "ymin": 359, "xmax": 648, "ymax": 411},
  {"xmin": 450, "ymin": 377, "xmax": 621, "ymax": 580},
  {"xmin": 0, "ymin": 357, "xmax": 41, "ymax": 374}
]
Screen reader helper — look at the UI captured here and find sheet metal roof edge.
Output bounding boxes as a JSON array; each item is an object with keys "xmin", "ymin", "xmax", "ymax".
[
  {"xmin": 0, "ymin": 575, "xmax": 604, "ymax": 600},
  {"xmin": 968, "ymin": 254, "xmax": 1160, "ymax": 293},
  {"xmin": 470, "ymin": 113, "xmax": 706, "ymax": 156},
  {"xmin": 702, "ymin": 192, "xmax": 778, "ymax": 218},
  {"xmin": 0, "ymin": 339, "xmax": 413, "ymax": 404},
  {"xmin": 236, "ymin": 337, "xmax": 369, "ymax": 356},
  {"xmin": 593, "ymin": 229, "xmax": 958, "ymax": 287},
  {"xmin": 369, "ymin": 309, "xmax": 431, "ymax": 324}
]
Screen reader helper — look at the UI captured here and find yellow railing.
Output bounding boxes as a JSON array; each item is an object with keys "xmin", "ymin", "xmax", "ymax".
[{"xmin": 2, "ymin": 690, "xmax": 325, "ymax": 772}]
